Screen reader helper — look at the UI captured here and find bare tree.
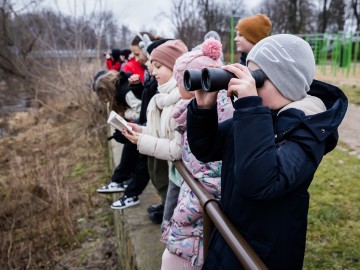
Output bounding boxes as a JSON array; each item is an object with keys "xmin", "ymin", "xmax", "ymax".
[
  {"xmin": 170, "ymin": 0, "xmax": 202, "ymax": 48},
  {"xmin": 170, "ymin": 0, "xmax": 246, "ymax": 52},
  {"xmin": 318, "ymin": 0, "xmax": 331, "ymax": 32},
  {"xmin": 328, "ymin": 0, "xmax": 346, "ymax": 31},
  {"xmin": 348, "ymin": 0, "xmax": 360, "ymax": 30},
  {"xmin": 260, "ymin": 0, "xmax": 316, "ymax": 33},
  {"xmin": 0, "ymin": 1, "xmax": 34, "ymax": 79},
  {"xmin": 317, "ymin": 0, "xmax": 346, "ymax": 32}
]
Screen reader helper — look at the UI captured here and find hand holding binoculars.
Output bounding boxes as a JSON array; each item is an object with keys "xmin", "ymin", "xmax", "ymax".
[{"xmin": 184, "ymin": 68, "xmax": 268, "ymax": 92}]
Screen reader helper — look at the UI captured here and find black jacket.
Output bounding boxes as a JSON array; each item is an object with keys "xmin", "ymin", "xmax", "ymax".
[
  {"xmin": 130, "ymin": 75, "xmax": 158, "ymax": 125},
  {"xmin": 186, "ymin": 80, "xmax": 348, "ymax": 270},
  {"xmin": 114, "ymin": 71, "xmax": 132, "ymax": 108},
  {"xmin": 239, "ymin": 52, "xmax": 247, "ymax": 66}
]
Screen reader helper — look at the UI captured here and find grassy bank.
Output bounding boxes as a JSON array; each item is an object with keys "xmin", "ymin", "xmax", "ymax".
[
  {"xmin": 0, "ymin": 61, "xmax": 118, "ymax": 269},
  {"xmin": 304, "ymin": 145, "xmax": 360, "ymax": 269}
]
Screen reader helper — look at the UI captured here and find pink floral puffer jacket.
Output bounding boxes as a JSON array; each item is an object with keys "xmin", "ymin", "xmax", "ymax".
[{"xmin": 161, "ymin": 90, "xmax": 234, "ymax": 267}]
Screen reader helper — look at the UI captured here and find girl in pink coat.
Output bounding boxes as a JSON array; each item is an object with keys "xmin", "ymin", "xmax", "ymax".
[{"xmin": 161, "ymin": 38, "xmax": 234, "ymax": 269}]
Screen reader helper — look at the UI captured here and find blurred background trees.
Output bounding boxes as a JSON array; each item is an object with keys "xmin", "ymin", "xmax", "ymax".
[{"xmin": 0, "ymin": 0, "xmax": 359, "ymax": 84}]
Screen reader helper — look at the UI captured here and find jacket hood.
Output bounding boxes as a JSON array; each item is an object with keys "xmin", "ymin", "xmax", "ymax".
[{"xmin": 279, "ymin": 80, "xmax": 348, "ymax": 154}]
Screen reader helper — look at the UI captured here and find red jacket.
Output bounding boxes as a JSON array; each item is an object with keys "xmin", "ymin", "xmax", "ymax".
[
  {"xmin": 122, "ymin": 58, "xmax": 145, "ymax": 82},
  {"xmin": 106, "ymin": 59, "xmax": 121, "ymax": 71}
]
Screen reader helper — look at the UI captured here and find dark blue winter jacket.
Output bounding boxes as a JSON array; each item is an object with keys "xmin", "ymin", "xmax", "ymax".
[{"xmin": 186, "ymin": 80, "xmax": 347, "ymax": 270}]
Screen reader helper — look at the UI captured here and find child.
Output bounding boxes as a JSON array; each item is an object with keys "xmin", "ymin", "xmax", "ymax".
[
  {"xmin": 234, "ymin": 14, "xmax": 271, "ymax": 65},
  {"xmin": 161, "ymin": 38, "xmax": 234, "ymax": 269},
  {"xmin": 119, "ymin": 49, "xmax": 131, "ymax": 68},
  {"xmin": 105, "ymin": 48, "xmax": 122, "ymax": 71},
  {"xmin": 122, "ymin": 32, "xmax": 156, "ymax": 83},
  {"xmin": 110, "ymin": 39, "xmax": 173, "ymax": 213},
  {"xmin": 121, "ymin": 40, "xmax": 188, "ymax": 228},
  {"xmin": 94, "ymin": 70, "xmax": 141, "ymax": 193},
  {"xmin": 94, "ymin": 70, "xmax": 141, "ymax": 120},
  {"xmin": 132, "ymin": 38, "xmax": 174, "ymax": 222},
  {"xmin": 186, "ymin": 34, "xmax": 348, "ymax": 269},
  {"xmin": 95, "ymin": 33, "xmax": 158, "ymax": 196}
]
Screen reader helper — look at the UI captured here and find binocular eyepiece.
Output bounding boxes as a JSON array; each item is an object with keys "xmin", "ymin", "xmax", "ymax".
[{"xmin": 184, "ymin": 68, "xmax": 268, "ymax": 92}]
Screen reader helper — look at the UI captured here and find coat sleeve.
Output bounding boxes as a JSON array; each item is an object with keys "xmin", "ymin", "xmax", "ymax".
[
  {"xmin": 187, "ymin": 99, "xmax": 230, "ymax": 163},
  {"xmin": 232, "ymin": 98, "xmax": 326, "ymax": 201},
  {"xmin": 106, "ymin": 59, "xmax": 121, "ymax": 71},
  {"xmin": 137, "ymin": 130, "xmax": 182, "ymax": 161},
  {"xmin": 129, "ymin": 82, "xmax": 144, "ymax": 100},
  {"xmin": 124, "ymin": 91, "xmax": 141, "ymax": 120}
]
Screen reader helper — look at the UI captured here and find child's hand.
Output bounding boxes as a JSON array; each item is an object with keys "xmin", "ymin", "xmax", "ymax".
[
  {"xmin": 121, "ymin": 129, "xmax": 140, "ymax": 144},
  {"xmin": 127, "ymin": 122, "xmax": 142, "ymax": 133},
  {"xmin": 128, "ymin": 74, "xmax": 141, "ymax": 84},
  {"xmin": 194, "ymin": 90, "xmax": 218, "ymax": 109},
  {"xmin": 223, "ymin": 64, "xmax": 257, "ymax": 99}
]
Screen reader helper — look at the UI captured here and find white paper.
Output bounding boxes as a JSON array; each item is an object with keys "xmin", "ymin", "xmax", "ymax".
[{"xmin": 107, "ymin": 110, "xmax": 135, "ymax": 136}]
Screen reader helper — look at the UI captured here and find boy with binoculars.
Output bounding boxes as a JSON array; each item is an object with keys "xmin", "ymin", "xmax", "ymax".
[{"xmin": 186, "ymin": 34, "xmax": 348, "ymax": 270}]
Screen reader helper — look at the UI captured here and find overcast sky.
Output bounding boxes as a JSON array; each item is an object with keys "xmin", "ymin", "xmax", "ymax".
[{"xmin": 17, "ymin": 0, "xmax": 261, "ymax": 37}]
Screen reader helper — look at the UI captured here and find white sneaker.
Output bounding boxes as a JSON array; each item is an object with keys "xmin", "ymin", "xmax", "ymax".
[
  {"xmin": 111, "ymin": 195, "xmax": 140, "ymax": 210},
  {"xmin": 96, "ymin": 182, "xmax": 127, "ymax": 194}
]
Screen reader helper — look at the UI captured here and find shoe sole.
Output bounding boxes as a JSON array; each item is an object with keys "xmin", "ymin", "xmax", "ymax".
[
  {"xmin": 110, "ymin": 200, "xmax": 140, "ymax": 210},
  {"xmin": 96, "ymin": 188, "xmax": 126, "ymax": 194}
]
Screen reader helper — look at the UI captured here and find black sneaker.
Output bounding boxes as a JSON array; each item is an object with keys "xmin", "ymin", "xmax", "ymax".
[
  {"xmin": 147, "ymin": 203, "xmax": 164, "ymax": 214},
  {"xmin": 111, "ymin": 195, "xmax": 140, "ymax": 210},
  {"xmin": 96, "ymin": 182, "xmax": 128, "ymax": 193}
]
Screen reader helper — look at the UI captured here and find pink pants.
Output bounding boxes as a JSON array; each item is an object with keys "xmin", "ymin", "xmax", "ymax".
[{"xmin": 161, "ymin": 248, "xmax": 202, "ymax": 270}]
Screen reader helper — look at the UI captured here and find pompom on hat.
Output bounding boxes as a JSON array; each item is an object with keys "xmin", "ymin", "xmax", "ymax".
[
  {"xmin": 247, "ymin": 34, "xmax": 315, "ymax": 101},
  {"xmin": 173, "ymin": 38, "xmax": 223, "ymax": 88},
  {"xmin": 150, "ymin": 39, "xmax": 188, "ymax": 71},
  {"xmin": 236, "ymin": 14, "xmax": 272, "ymax": 45}
]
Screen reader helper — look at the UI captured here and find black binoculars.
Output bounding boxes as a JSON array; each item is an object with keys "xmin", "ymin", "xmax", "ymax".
[{"xmin": 184, "ymin": 68, "xmax": 268, "ymax": 92}]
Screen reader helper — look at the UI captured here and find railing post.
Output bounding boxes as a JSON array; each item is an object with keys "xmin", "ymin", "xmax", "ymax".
[{"xmin": 203, "ymin": 202, "xmax": 214, "ymax": 259}]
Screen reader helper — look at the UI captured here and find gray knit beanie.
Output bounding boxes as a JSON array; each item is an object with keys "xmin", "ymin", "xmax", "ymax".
[
  {"xmin": 204, "ymin": 30, "xmax": 221, "ymax": 41},
  {"xmin": 247, "ymin": 34, "xmax": 315, "ymax": 101}
]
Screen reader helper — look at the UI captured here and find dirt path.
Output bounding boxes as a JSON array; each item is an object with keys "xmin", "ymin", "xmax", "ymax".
[
  {"xmin": 338, "ymin": 103, "xmax": 360, "ymax": 157},
  {"xmin": 314, "ymin": 68, "xmax": 360, "ymax": 158}
]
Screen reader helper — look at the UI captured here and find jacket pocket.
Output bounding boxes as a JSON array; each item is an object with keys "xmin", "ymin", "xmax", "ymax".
[{"xmin": 241, "ymin": 231, "xmax": 273, "ymax": 259}]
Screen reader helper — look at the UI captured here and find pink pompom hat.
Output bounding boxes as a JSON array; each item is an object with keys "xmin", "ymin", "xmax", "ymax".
[{"xmin": 173, "ymin": 37, "xmax": 223, "ymax": 88}]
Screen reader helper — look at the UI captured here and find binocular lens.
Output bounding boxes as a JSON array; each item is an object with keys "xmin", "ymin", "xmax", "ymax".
[
  {"xmin": 183, "ymin": 70, "xmax": 202, "ymax": 91},
  {"xmin": 201, "ymin": 69, "xmax": 211, "ymax": 92},
  {"xmin": 184, "ymin": 68, "xmax": 268, "ymax": 92},
  {"xmin": 201, "ymin": 68, "xmax": 235, "ymax": 92}
]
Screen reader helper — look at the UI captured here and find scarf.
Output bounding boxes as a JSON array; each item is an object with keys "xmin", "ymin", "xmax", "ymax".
[
  {"xmin": 278, "ymin": 94, "xmax": 326, "ymax": 116},
  {"xmin": 172, "ymin": 99, "xmax": 191, "ymax": 134},
  {"xmin": 146, "ymin": 76, "xmax": 181, "ymax": 137}
]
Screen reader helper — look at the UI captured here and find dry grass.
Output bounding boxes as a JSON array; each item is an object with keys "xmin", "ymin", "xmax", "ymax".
[{"xmin": 0, "ymin": 59, "xmax": 115, "ymax": 269}]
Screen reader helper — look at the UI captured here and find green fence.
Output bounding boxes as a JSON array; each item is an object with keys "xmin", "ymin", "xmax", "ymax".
[{"xmin": 299, "ymin": 32, "xmax": 360, "ymax": 77}]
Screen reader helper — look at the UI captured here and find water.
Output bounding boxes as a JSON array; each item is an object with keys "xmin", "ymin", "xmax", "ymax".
[{"xmin": 0, "ymin": 80, "xmax": 33, "ymax": 138}]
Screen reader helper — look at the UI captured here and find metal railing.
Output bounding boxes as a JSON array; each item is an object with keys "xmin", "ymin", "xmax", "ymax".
[{"xmin": 173, "ymin": 160, "xmax": 268, "ymax": 270}]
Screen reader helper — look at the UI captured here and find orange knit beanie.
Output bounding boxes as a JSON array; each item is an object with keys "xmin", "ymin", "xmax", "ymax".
[{"xmin": 236, "ymin": 14, "xmax": 272, "ymax": 45}]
